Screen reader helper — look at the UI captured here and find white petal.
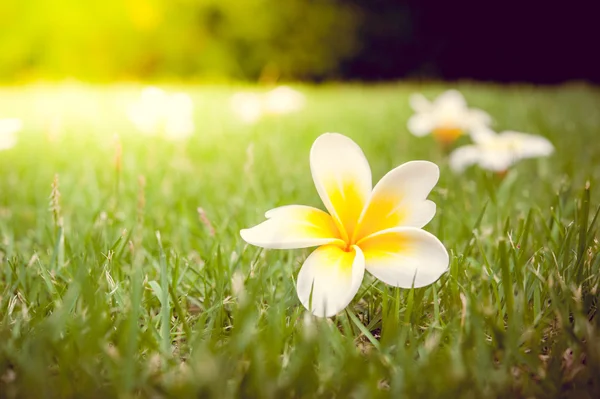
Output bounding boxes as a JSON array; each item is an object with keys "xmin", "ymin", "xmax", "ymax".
[
  {"xmin": 469, "ymin": 127, "xmax": 497, "ymax": 144},
  {"xmin": 353, "ymin": 161, "xmax": 439, "ymax": 241},
  {"xmin": 0, "ymin": 118, "xmax": 23, "ymax": 135},
  {"xmin": 141, "ymin": 86, "xmax": 167, "ymax": 104},
  {"xmin": 448, "ymin": 145, "xmax": 483, "ymax": 173},
  {"xmin": 432, "ymin": 90, "xmax": 471, "ymax": 129},
  {"xmin": 409, "ymin": 93, "xmax": 431, "ymax": 113},
  {"xmin": 296, "ymin": 245, "xmax": 365, "ymax": 317},
  {"xmin": 264, "ymin": 86, "xmax": 305, "ymax": 115},
  {"xmin": 405, "ymin": 200, "xmax": 437, "ymax": 228},
  {"xmin": 478, "ymin": 152, "xmax": 518, "ymax": 171},
  {"xmin": 231, "ymin": 92, "xmax": 263, "ymax": 124},
  {"xmin": 359, "ymin": 227, "xmax": 449, "ymax": 288},
  {"xmin": 0, "ymin": 119, "xmax": 21, "ymax": 150},
  {"xmin": 164, "ymin": 118, "xmax": 194, "ymax": 139},
  {"xmin": 170, "ymin": 93, "xmax": 194, "ymax": 113},
  {"xmin": 465, "ymin": 108, "xmax": 492, "ymax": 131},
  {"xmin": 0, "ymin": 135, "xmax": 16, "ymax": 150},
  {"xmin": 240, "ymin": 205, "xmax": 343, "ymax": 249},
  {"xmin": 310, "ymin": 133, "xmax": 372, "ymax": 241},
  {"xmin": 127, "ymin": 105, "xmax": 159, "ymax": 134},
  {"xmin": 435, "ymin": 90, "xmax": 467, "ymax": 109},
  {"xmin": 407, "ymin": 114, "xmax": 435, "ymax": 136},
  {"xmin": 500, "ymin": 131, "xmax": 554, "ymax": 158},
  {"xmin": 163, "ymin": 93, "xmax": 195, "ymax": 139},
  {"xmin": 128, "ymin": 88, "xmax": 168, "ymax": 134}
]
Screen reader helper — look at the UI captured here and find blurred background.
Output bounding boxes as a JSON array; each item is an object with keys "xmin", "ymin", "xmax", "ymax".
[{"xmin": 1, "ymin": 0, "xmax": 597, "ymax": 84}]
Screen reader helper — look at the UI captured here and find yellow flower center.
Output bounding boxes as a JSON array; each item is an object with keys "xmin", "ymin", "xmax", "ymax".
[{"xmin": 432, "ymin": 127, "xmax": 463, "ymax": 144}]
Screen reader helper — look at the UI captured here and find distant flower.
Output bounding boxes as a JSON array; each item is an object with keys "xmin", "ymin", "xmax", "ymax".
[
  {"xmin": 263, "ymin": 86, "xmax": 305, "ymax": 115},
  {"xmin": 230, "ymin": 92, "xmax": 263, "ymax": 124},
  {"xmin": 45, "ymin": 114, "xmax": 64, "ymax": 143},
  {"xmin": 449, "ymin": 128, "xmax": 554, "ymax": 173},
  {"xmin": 241, "ymin": 133, "xmax": 448, "ymax": 317},
  {"xmin": 0, "ymin": 118, "xmax": 22, "ymax": 151},
  {"xmin": 231, "ymin": 86, "xmax": 305, "ymax": 124},
  {"xmin": 163, "ymin": 93, "xmax": 195, "ymax": 140},
  {"xmin": 407, "ymin": 90, "xmax": 491, "ymax": 144},
  {"xmin": 127, "ymin": 87, "xmax": 194, "ymax": 140}
]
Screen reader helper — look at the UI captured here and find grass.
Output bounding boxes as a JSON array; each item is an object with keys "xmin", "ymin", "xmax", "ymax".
[{"xmin": 0, "ymin": 82, "xmax": 599, "ymax": 398}]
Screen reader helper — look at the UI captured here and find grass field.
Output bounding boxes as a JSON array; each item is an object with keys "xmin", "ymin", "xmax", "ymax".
[{"xmin": 1, "ymin": 82, "xmax": 599, "ymax": 398}]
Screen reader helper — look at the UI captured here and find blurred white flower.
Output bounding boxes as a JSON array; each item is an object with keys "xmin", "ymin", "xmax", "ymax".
[
  {"xmin": 127, "ymin": 87, "xmax": 165, "ymax": 134},
  {"xmin": 407, "ymin": 90, "xmax": 491, "ymax": 144},
  {"xmin": 230, "ymin": 92, "xmax": 263, "ymax": 124},
  {"xmin": 127, "ymin": 87, "xmax": 195, "ymax": 140},
  {"xmin": 164, "ymin": 92, "xmax": 195, "ymax": 139},
  {"xmin": 263, "ymin": 86, "xmax": 305, "ymax": 115},
  {"xmin": 0, "ymin": 118, "xmax": 22, "ymax": 151},
  {"xmin": 230, "ymin": 86, "xmax": 305, "ymax": 124},
  {"xmin": 449, "ymin": 128, "xmax": 554, "ymax": 173},
  {"xmin": 46, "ymin": 114, "xmax": 64, "ymax": 143}
]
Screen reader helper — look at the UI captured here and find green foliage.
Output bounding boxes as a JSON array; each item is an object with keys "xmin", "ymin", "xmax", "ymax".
[
  {"xmin": 1, "ymin": 83, "xmax": 600, "ymax": 397},
  {"xmin": 0, "ymin": 0, "xmax": 360, "ymax": 81}
]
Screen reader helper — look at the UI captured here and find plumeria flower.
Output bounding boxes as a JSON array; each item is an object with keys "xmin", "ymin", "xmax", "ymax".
[
  {"xmin": 231, "ymin": 86, "xmax": 305, "ymax": 124},
  {"xmin": 127, "ymin": 87, "xmax": 195, "ymax": 140},
  {"xmin": 241, "ymin": 133, "xmax": 449, "ymax": 317},
  {"xmin": 407, "ymin": 90, "xmax": 491, "ymax": 144},
  {"xmin": 163, "ymin": 93, "xmax": 195, "ymax": 140},
  {"xmin": 0, "ymin": 118, "xmax": 22, "ymax": 151},
  {"xmin": 231, "ymin": 92, "xmax": 264, "ymax": 124},
  {"xmin": 449, "ymin": 128, "xmax": 554, "ymax": 173},
  {"xmin": 263, "ymin": 86, "xmax": 305, "ymax": 115}
]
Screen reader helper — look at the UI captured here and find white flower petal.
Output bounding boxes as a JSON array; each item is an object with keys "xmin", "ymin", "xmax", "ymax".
[
  {"xmin": 478, "ymin": 152, "xmax": 518, "ymax": 172},
  {"xmin": 0, "ymin": 118, "xmax": 21, "ymax": 150},
  {"xmin": 359, "ymin": 227, "xmax": 449, "ymax": 288},
  {"xmin": 170, "ymin": 92, "xmax": 194, "ymax": 112},
  {"xmin": 0, "ymin": 118, "xmax": 23, "ymax": 135},
  {"xmin": 0, "ymin": 135, "xmax": 17, "ymax": 152},
  {"xmin": 296, "ymin": 244, "xmax": 365, "ymax": 317},
  {"xmin": 407, "ymin": 114, "xmax": 435, "ymax": 136},
  {"xmin": 164, "ymin": 93, "xmax": 195, "ymax": 139},
  {"xmin": 240, "ymin": 205, "xmax": 343, "ymax": 249},
  {"xmin": 449, "ymin": 145, "xmax": 483, "ymax": 173},
  {"xmin": 264, "ymin": 86, "xmax": 305, "ymax": 115},
  {"xmin": 500, "ymin": 131, "xmax": 554, "ymax": 158},
  {"xmin": 435, "ymin": 89, "xmax": 467, "ymax": 109},
  {"xmin": 0, "ymin": 134, "xmax": 16, "ymax": 151},
  {"xmin": 164, "ymin": 119, "xmax": 194, "ymax": 139},
  {"xmin": 409, "ymin": 93, "xmax": 431, "ymax": 113},
  {"xmin": 141, "ymin": 86, "xmax": 167, "ymax": 103},
  {"xmin": 459, "ymin": 129, "xmax": 554, "ymax": 172},
  {"xmin": 469, "ymin": 127, "xmax": 497, "ymax": 144},
  {"xmin": 465, "ymin": 108, "xmax": 492, "ymax": 131},
  {"xmin": 405, "ymin": 200, "xmax": 437, "ymax": 228},
  {"xmin": 231, "ymin": 92, "xmax": 263, "ymax": 124},
  {"xmin": 431, "ymin": 90, "xmax": 473, "ymax": 132},
  {"xmin": 310, "ymin": 133, "xmax": 372, "ymax": 241},
  {"xmin": 353, "ymin": 161, "xmax": 439, "ymax": 241},
  {"xmin": 128, "ymin": 87, "xmax": 169, "ymax": 134}
]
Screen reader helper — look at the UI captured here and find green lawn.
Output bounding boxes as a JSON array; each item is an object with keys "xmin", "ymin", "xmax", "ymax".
[{"xmin": 1, "ymin": 83, "xmax": 599, "ymax": 398}]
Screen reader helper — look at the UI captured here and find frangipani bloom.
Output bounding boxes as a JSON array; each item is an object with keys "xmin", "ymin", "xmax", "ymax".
[
  {"xmin": 241, "ymin": 133, "xmax": 449, "ymax": 317},
  {"xmin": 230, "ymin": 92, "xmax": 264, "ymax": 124},
  {"xmin": 449, "ymin": 128, "xmax": 554, "ymax": 173},
  {"xmin": 407, "ymin": 90, "xmax": 491, "ymax": 144},
  {"xmin": 230, "ymin": 86, "xmax": 305, "ymax": 124},
  {"xmin": 0, "ymin": 118, "xmax": 22, "ymax": 151},
  {"xmin": 127, "ymin": 87, "xmax": 195, "ymax": 140},
  {"xmin": 263, "ymin": 86, "xmax": 305, "ymax": 115}
]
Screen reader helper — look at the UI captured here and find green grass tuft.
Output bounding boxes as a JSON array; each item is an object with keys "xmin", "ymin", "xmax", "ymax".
[{"xmin": 1, "ymin": 83, "xmax": 599, "ymax": 398}]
